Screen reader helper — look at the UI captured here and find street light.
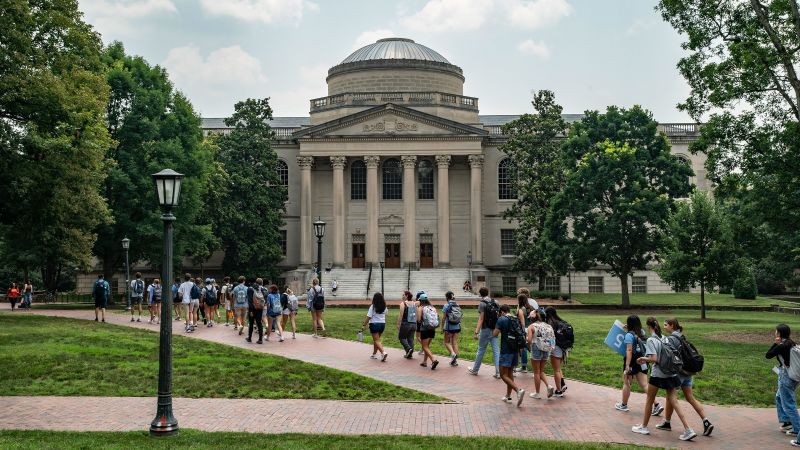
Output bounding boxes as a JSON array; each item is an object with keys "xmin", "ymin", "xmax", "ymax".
[
  {"xmin": 313, "ymin": 217, "xmax": 326, "ymax": 284},
  {"xmin": 149, "ymin": 168, "xmax": 183, "ymax": 437},
  {"xmin": 466, "ymin": 251, "xmax": 472, "ymax": 268},
  {"xmin": 122, "ymin": 237, "xmax": 130, "ymax": 310}
]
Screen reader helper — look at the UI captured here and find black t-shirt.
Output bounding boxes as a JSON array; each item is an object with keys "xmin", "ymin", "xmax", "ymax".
[{"xmin": 495, "ymin": 315, "xmax": 513, "ymax": 354}]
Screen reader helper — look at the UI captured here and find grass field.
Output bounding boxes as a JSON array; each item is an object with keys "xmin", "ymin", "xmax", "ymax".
[
  {"xmin": 291, "ymin": 306, "xmax": 784, "ymax": 407},
  {"xmin": 0, "ymin": 430, "xmax": 643, "ymax": 449},
  {"xmin": 0, "ymin": 314, "xmax": 437, "ymax": 402},
  {"xmin": 567, "ymin": 292, "xmax": 794, "ymax": 307}
]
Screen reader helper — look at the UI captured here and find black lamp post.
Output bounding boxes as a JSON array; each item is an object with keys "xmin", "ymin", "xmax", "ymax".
[
  {"xmin": 313, "ymin": 217, "xmax": 326, "ymax": 284},
  {"xmin": 379, "ymin": 261, "xmax": 385, "ymax": 296},
  {"xmin": 467, "ymin": 251, "xmax": 472, "ymax": 269},
  {"xmin": 149, "ymin": 169, "xmax": 183, "ymax": 437},
  {"xmin": 122, "ymin": 237, "xmax": 130, "ymax": 310}
]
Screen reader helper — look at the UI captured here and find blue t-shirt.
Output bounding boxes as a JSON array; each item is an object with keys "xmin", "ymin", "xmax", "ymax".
[
  {"xmin": 442, "ymin": 301, "xmax": 461, "ymax": 332},
  {"xmin": 624, "ymin": 331, "xmax": 648, "ymax": 371},
  {"xmin": 495, "ymin": 315, "xmax": 513, "ymax": 354}
]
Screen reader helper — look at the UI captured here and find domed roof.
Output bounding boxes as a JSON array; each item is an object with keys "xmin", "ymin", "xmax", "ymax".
[{"xmin": 340, "ymin": 38, "xmax": 451, "ymax": 65}]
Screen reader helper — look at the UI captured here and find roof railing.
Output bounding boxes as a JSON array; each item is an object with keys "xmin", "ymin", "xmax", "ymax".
[{"xmin": 309, "ymin": 91, "xmax": 479, "ymax": 112}]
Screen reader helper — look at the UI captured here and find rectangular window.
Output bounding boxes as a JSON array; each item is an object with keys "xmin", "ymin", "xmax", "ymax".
[
  {"xmin": 500, "ymin": 229, "xmax": 516, "ymax": 256},
  {"xmin": 280, "ymin": 230, "xmax": 287, "ymax": 256},
  {"xmin": 632, "ymin": 276, "xmax": 647, "ymax": 294},
  {"xmin": 588, "ymin": 276, "xmax": 604, "ymax": 294},
  {"xmin": 544, "ymin": 276, "xmax": 560, "ymax": 292},
  {"xmin": 502, "ymin": 276, "xmax": 517, "ymax": 294}
]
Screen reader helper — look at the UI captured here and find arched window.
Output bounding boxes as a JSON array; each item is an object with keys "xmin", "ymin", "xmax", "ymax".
[
  {"xmin": 382, "ymin": 158, "xmax": 402, "ymax": 200},
  {"xmin": 350, "ymin": 160, "xmax": 366, "ymax": 200},
  {"xmin": 276, "ymin": 160, "xmax": 288, "ymax": 187},
  {"xmin": 418, "ymin": 159, "xmax": 434, "ymax": 200},
  {"xmin": 498, "ymin": 158, "xmax": 516, "ymax": 200}
]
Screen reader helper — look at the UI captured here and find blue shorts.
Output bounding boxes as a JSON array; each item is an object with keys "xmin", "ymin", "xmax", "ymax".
[
  {"xmin": 499, "ymin": 352, "xmax": 519, "ymax": 368},
  {"xmin": 369, "ymin": 323, "xmax": 385, "ymax": 334},
  {"xmin": 679, "ymin": 375, "xmax": 693, "ymax": 387},
  {"xmin": 530, "ymin": 346, "xmax": 550, "ymax": 361}
]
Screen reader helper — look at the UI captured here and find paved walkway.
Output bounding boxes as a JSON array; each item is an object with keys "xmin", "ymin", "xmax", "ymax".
[{"xmin": 1, "ymin": 309, "xmax": 788, "ymax": 449}]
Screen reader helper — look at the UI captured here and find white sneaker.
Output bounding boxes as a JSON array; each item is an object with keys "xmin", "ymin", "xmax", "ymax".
[
  {"xmin": 615, "ymin": 402, "xmax": 630, "ymax": 412},
  {"xmin": 530, "ymin": 392, "xmax": 542, "ymax": 399},
  {"xmin": 679, "ymin": 429, "xmax": 697, "ymax": 441},
  {"xmin": 370, "ymin": 355, "xmax": 378, "ymax": 359},
  {"xmin": 632, "ymin": 425, "xmax": 650, "ymax": 435},
  {"xmin": 501, "ymin": 396, "xmax": 512, "ymax": 403},
  {"xmin": 516, "ymin": 389, "xmax": 525, "ymax": 407}
]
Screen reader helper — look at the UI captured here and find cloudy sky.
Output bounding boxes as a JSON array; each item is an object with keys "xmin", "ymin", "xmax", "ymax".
[{"xmin": 78, "ymin": 0, "xmax": 693, "ymax": 122}]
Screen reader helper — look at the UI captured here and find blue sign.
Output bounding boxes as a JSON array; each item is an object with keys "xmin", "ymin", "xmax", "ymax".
[{"xmin": 604, "ymin": 319, "xmax": 627, "ymax": 357}]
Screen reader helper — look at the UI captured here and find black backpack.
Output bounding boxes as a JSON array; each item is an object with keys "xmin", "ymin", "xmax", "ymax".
[
  {"xmin": 312, "ymin": 287, "xmax": 325, "ymax": 309},
  {"xmin": 506, "ymin": 316, "xmax": 527, "ymax": 352},
  {"xmin": 676, "ymin": 335, "xmax": 704, "ymax": 375},
  {"xmin": 93, "ymin": 280, "xmax": 106, "ymax": 300},
  {"xmin": 481, "ymin": 299, "xmax": 500, "ymax": 329},
  {"xmin": 554, "ymin": 320, "xmax": 575, "ymax": 350},
  {"xmin": 204, "ymin": 286, "xmax": 216, "ymax": 303},
  {"xmin": 133, "ymin": 279, "xmax": 144, "ymax": 295},
  {"xmin": 280, "ymin": 293, "xmax": 288, "ymax": 309}
]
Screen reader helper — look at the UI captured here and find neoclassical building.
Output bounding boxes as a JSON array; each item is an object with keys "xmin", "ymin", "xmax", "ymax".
[{"xmin": 194, "ymin": 37, "xmax": 708, "ymax": 298}]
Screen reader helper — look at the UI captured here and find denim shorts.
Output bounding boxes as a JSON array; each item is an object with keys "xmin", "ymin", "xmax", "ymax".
[
  {"xmin": 499, "ymin": 352, "xmax": 519, "ymax": 368},
  {"xmin": 679, "ymin": 375, "xmax": 693, "ymax": 387},
  {"xmin": 551, "ymin": 346, "xmax": 565, "ymax": 359},
  {"xmin": 530, "ymin": 346, "xmax": 550, "ymax": 361},
  {"xmin": 369, "ymin": 322, "xmax": 385, "ymax": 334}
]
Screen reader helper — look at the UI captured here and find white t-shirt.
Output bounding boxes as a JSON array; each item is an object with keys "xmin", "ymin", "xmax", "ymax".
[
  {"xmin": 367, "ymin": 305, "xmax": 386, "ymax": 324},
  {"xmin": 130, "ymin": 279, "xmax": 145, "ymax": 298},
  {"xmin": 179, "ymin": 281, "xmax": 194, "ymax": 304}
]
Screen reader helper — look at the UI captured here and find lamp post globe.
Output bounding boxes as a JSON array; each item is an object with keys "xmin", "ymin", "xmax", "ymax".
[
  {"xmin": 149, "ymin": 169, "xmax": 183, "ymax": 437},
  {"xmin": 122, "ymin": 237, "xmax": 130, "ymax": 310},
  {"xmin": 313, "ymin": 217, "xmax": 326, "ymax": 283}
]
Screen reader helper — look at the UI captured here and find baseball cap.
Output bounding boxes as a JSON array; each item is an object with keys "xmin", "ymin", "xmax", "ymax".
[{"xmin": 418, "ymin": 293, "xmax": 428, "ymax": 301}]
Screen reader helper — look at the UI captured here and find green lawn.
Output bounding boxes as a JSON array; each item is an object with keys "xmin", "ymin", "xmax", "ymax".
[
  {"xmin": 0, "ymin": 430, "xmax": 643, "ymax": 449},
  {"xmin": 295, "ymin": 307, "xmax": 784, "ymax": 407},
  {"xmin": 0, "ymin": 314, "xmax": 437, "ymax": 402},
  {"xmin": 568, "ymin": 292, "xmax": 794, "ymax": 307}
]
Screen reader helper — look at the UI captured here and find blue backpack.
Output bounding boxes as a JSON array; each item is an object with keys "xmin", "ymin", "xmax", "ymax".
[{"xmin": 268, "ymin": 293, "xmax": 282, "ymax": 315}]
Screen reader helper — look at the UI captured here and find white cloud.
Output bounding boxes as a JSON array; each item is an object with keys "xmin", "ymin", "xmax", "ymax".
[
  {"xmin": 400, "ymin": 0, "xmax": 493, "ymax": 32},
  {"xmin": 625, "ymin": 18, "xmax": 657, "ymax": 36},
  {"xmin": 352, "ymin": 29, "xmax": 396, "ymax": 51},
  {"xmin": 162, "ymin": 45, "xmax": 269, "ymax": 116},
  {"xmin": 502, "ymin": 0, "xmax": 573, "ymax": 29},
  {"xmin": 199, "ymin": 0, "xmax": 318, "ymax": 24},
  {"xmin": 79, "ymin": 0, "xmax": 177, "ymax": 37},
  {"xmin": 517, "ymin": 39, "xmax": 550, "ymax": 58},
  {"xmin": 269, "ymin": 64, "xmax": 331, "ymax": 116}
]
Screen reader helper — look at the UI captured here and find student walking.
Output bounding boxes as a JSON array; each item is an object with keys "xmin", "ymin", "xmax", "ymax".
[
  {"xmin": 527, "ymin": 308, "xmax": 555, "ymax": 399},
  {"xmin": 631, "ymin": 317, "xmax": 696, "ymax": 441},
  {"xmin": 194, "ymin": 278, "xmax": 205, "ymax": 325},
  {"xmin": 22, "ymin": 280, "xmax": 33, "ymax": 309},
  {"xmin": 232, "ymin": 276, "xmax": 248, "ymax": 335},
  {"xmin": 178, "ymin": 274, "xmax": 195, "ymax": 332},
  {"xmin": 495, "ymin": 304, "xmax": 525, "ymax": 406},
  {"xmin": 308, "ymin": 278, "xmax": 326, "ymax": 337},
  {"xmin": 130, "ymin": 272, "xmax": 145, "ymax": 322},
  {"xmin": 418, "ymin": 294, "xmax": 440, "ymax": 370},
  {"xmin": 147, "ymin": 279, "xmax": 162, "ymax": 324},
  {"xmin": 615, "ymin": 314, "xmax": 664, "ymax": 416},
  {"xmin": 468, "ymin": 287, "xmax": 500, "ymax": 378},
  {"xmin": 172, "ymin": 279, "xmax": 181, "ymax": 321},
  {"xmin": 246, "ymin": 278, "xmax": 266, "ymax": 344},
  {"xmin": 265, "ymin": 284, "xmax": 284, "ymax": 342},
  {"xmin": 441, "ymin": 291, "xmax": 462, "ymax": 366},
  {"xmin": 657, "ymin": 318, "xmax": 714, "ymax": 437},
  {"xmin": 767, "ymin": 323, "xmax": 800, "ymax": 446},
  {"xmin": 545, "ymin": 306, "xmax": 572, "ymax": 397},
  {"xmin": 331, "ymin": 279, "xmax": 338, "ymax": 296},
  {"xmin": 397, "ymin": 290, "xmax": 418, "ymax": 358},
  {"xmin": 515, "ymin": 294, "xmax": 538, "ymax": 373},
  {"xmin": 92, "ymin": 274, "xmax": 110, "ymax": 322},
  {"xmin": 362, "ymin": 292, "xmax": 388, "ymax": 361},
  {"xmin": 202, "ymin": 279, "xmax": 218, "ymax": 327},
  {"xmin": 221, "ymin": 277, "xmax": 233, "ymax": 326},
  {"xmin": 6, "ymin": 282, "xmax": 19, "ymax": 311},
  {"xmin": 281, "ymin": 288, "xmax": 298, "ymax": 338}
]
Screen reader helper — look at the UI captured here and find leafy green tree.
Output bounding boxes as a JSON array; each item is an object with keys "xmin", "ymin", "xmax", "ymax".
[
  {"xmin": 216, "ymin": 98, "xmax": 287, "ymax": 278},
  {"xmin": 500, "ymin": 90, "xmax": 569, "ymax": 289},
  {"xmin": 93, "ymin": 42, "xmax": 216, "ymax": 280},
  {"xmin": 657, "ymin": 191, "xmax": 736, "ymax": 318},
  {"xmin": 546, "ymin": 106, "xmax": 694, "ymax": 307},
  {"xmin": 0, "ymin": 0, "xmax": 112, "ymax": 291},
  {"xmin": 658, "ymin": 0, "xmax": 800, "ymax": 284}
]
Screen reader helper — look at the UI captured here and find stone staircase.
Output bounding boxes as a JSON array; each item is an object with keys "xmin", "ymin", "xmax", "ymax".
[{"xmin": 326, "ymin": 267, "xmax": 479, "ymax": 301}]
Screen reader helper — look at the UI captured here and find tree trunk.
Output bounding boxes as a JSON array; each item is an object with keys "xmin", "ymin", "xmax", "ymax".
[
  {"xmin": 700, "ymin": 280, "xmax": 706, "ymax": 320},
  {"xmin": 620, "ymin": 274, "xmax": 630, "ymax": 308},
  {"xmin": 537, "ymin": 266, "xmax": 546, "ymax": 291}
]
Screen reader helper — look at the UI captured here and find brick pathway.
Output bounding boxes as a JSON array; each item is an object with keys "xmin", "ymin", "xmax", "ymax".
[{"xmin": 1, "ymin": 309, "xmax": 789, "ymax": 449}]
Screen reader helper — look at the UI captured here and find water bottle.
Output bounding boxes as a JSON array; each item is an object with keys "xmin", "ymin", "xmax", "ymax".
[{"xmin": 357, "ymin": 329, "xmax": 363, "ymax": 342}]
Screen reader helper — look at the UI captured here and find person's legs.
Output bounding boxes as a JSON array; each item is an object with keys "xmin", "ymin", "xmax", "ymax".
[
  {"xmin": 451, "ymin": 331, "xmax": 459, "ymax": 356},
  {"xmin": 777, "ymin": 382, "xmax": 791, "ymax": 424},
  {"xmin": 779, "ymin": 371, "xmax": 800, "ymax": 433},
  {"xmin": 317, "ymin": 311, "xmax": 326, "ymax": 334},
  {"xmin": 422, "ymin": 338, "xmax": 436, "ymax": 364},
  {"xmin": 489, "ymin": 334, "xmax": 500, "ymax": 375},
  {"xmin": 281, "ymin": 314, "xmax": 288, "ymax": 332},
  {"xmin": 247, "ymin": 309, "xmax": 255, "ymax": 340},
  {"xmin": 183, "ymin": 303, "xmax": 191, "ymax": 328},
  {"xmin": 519, "ymin": 346, "xmax": 528, "ymax": 371},
  {"xmin": 471, "ymin": 329, "xmax": 490, "ymax": 372},
  {"xmin": 95, "ymin": 306, "xmax": 99, "ymax": 320},
  {"xmin": 275, "ymin": 314, "xmax": 284, "ymax": 338},
  {"xmin": 255, "ymin": 313, "xmax": 264, "ymax": 342},
  {"xmin": 500, "ymin": 366, "xmax": 519, "ymax": 396},
  {"xmin": 443, "ymin": 332, "xmax": 454, "ymax": 355},
  {"xmin": 265, "ymin": 315, "xmax": 272, "ymax": 339},
  {"xmin": 290, "ymin": 312, "xmax": 297, "ymax": 336},
  {"xmin": 155, "ymin": 303, "xmax": 161, "ymax": 322},
  {"xmin": 622, "ymin": 373, "xmax": 633, "ymax": 405},
  {"xmin": 641, "ymin": 384, "xmax": 659, "ymax": 428},
  {"xmin": 550, "ymin": 355, "xmax": 563, "ymax": 391},
  {"xmin": 101, "ymin": 306, "xmax": 105, "ymax": 321},
  {"xmin": 666, "ymin": 388, "xmax": 691, "ymax": 430}
]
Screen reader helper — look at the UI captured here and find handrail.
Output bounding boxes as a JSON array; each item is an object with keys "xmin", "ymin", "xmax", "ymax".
[{"xmin": 365, "ymin": 263, "xmax": 373, "ymax": 300}]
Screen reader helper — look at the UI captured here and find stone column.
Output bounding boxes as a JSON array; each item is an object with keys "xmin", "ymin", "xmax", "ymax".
[
  {"xmin": 401, "ymin": 155, "xmax": 417, "ymax": 268},
  {"xmin": 297, "ymin": 156, "xmax": 315, "ymax": 267},
  {"xmin": 468, "ymin": 154, "xmax": 484, "ymax": 265},
  {"xmin": 364, "ymin": 156, "xmax": 380, "ymax": 265},
  {"xmin": 435, "ymin": 155, "xmax": 451, "ymax": 267},
  {"xmin": 330, "ymin": 156, "xmax": 347, "ymax": 268}
]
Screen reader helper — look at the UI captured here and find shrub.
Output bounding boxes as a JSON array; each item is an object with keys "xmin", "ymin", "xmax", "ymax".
[{"xmin": 733, "ymin": 264, "xmax": 757, "ymax": 300}]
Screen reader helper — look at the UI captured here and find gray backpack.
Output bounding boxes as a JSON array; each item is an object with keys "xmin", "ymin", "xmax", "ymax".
[
  {"xmin": 787, "ymin": 346, "xmax": 800, "ymax": 382},
  {"xmin": 655, "ymin": 335, "xmax": 684, "ymax": 377}
]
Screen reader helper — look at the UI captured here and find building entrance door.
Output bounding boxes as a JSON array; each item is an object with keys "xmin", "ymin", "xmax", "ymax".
[
  {"xmin": 384, "ymin": 243, "xmax": 401, "ymax": 268},
  {"xmin": 419, "ymin": 243, "xmax": 433, "ymax": 268},
  {"xmin": 352, "ymin": 243, "xmax": 365, "ymax": 268}
]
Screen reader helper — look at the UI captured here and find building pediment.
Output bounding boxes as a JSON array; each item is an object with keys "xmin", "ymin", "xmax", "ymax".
[{"xmin": 293, "ymin": 103, "xmax": 488, "ymax": 139}]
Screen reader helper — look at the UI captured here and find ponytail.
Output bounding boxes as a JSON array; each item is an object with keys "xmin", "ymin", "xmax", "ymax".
[{"xmin": 646, "ymin": 316, "xmax": 662, "ymax": 338}]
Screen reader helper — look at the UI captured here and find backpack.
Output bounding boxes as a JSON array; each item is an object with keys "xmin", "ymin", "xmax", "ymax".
[
  {"xmin": 269, "ymin": 293, "xmax": 282, "ymax": 315},
  {"xmin": 312, "ymin": 287, "xmax": 325, "ymax": 309},
  {"xmin": 421, "ymin": 305, "xmax": 439, "ymax": 330},
  {"xmin": 234, "ymin": 285, "xmax": 247, "ymax": 306},
  {"xmin": 93, "ymin": 280, "xmax": 106, "ymax": 300},
  {"xmin": 133, "ymin": 279, "xmax": 144, "ymax": 295},
  {"xmin": 676, "ymin": 335, "xmax": 704, "ymax": 375},
  {"xmin": 629, "ymin": 333, "xmax": 646, "ymax": 360},
  {"xmin": 204, "ymin": 286, "xmax": 217, "ymax": 303},
  {"xmin": 445, "ymin": 301, "xmax": 463, "ymax": 324},
  {"xmin": 280, "ymin": 293, "xmax": 288, "ymax": 310},
  {"xmin": 151, "ymin": 286, "xmax": 162, "ymax": 302},
  {"xmin": 481, "ymin": 299, "xmax": 500, "ymax": 329},
  {"xmin": 788, "ymin": 346, "xmax": 800, "ymax": 382},
  {"xmin": 190, "ymin": 284, "xmax": 200, "ymax": 300},
  {"xmin": 404, "ymin": 301, "xmax": 417, "ymax": 323},
  {"xmin": 534, "ymin": 323, "xmax": 556, "ymax": 352},
  {"xmin": 655, "ymin": 335, "xmax": 684, "ymax": 377},
  {"xmin": 252, "ymin": 286, "xmax": 265, "ymax": 309},
  {"xmin": 288, "ymin": 295, "xmax": 298, "ymax": 311},
  {"xmin": 506, "ymin": 316, "xmax": 527, "ymax": 353},
  {"xmin": 554, "ymin": 320, "xmax": 575, "ymax": 350}
]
